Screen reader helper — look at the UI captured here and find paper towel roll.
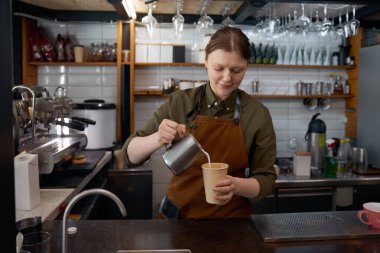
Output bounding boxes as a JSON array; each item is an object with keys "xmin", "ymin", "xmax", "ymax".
[{"xmin": 335, "ymin": 187, "xmax": 353, "ymax": 207}]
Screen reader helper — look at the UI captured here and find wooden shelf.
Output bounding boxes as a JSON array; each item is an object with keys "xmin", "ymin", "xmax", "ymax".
[
  {"xmin": 29, "ymin": 61, "xmax": 117, "ymax": 66},
  {"xmin": 134, "ymin": 92, "xmax": 353, "ymax": 99},
  {"xmin": 135, "ymin": 62, "xmax": 204, "ymax": 67},
  {"xmin": 133, "ymin": 62, "xmax": 355, "ymax": 69},
  {"xmin": 250, "ymin": 94, "xmax": 353, "ymax": 99},
  {"xmin": 248, "ymin": 64, "xmax": 356, "ymax": 69}
]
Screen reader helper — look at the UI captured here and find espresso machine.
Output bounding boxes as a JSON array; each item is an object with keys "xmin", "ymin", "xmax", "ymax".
[{"xmin": 12, "ymin": 85, "xmax": 94, "ymax": 174}]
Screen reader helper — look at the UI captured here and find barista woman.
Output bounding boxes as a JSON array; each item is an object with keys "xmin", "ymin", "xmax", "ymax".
[{"xmin": 122, "ymin": 26, "xmax": 277, "ymax": 219}]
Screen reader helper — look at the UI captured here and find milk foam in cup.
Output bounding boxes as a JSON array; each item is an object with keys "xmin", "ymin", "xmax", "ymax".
[{"xmin": 202, "ymin": 162, "xmax": 228, "ymax": 204}]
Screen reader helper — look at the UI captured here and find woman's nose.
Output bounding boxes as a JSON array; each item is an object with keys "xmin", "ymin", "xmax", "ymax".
[{"xmin": 222, "ymin": 70, "xmax": 232, "ymax": 81}]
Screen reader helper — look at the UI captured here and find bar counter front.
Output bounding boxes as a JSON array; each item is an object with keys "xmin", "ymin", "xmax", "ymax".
[{"xmin": 43, "ymin": 216, "xmax": 380, "ymax": 253}]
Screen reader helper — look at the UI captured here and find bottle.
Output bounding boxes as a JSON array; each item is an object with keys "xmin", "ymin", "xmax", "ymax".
[
  {"xmin": 336, "ymin": 139, "xmax": 347, "ymax": 177},
  {"xmin": 256, "ymin": 43, "xmax": 262, "ymax": 64},
  {"xmin": 333, "ymin": 75, "xmax": 344, "ymax": 95},
  {"xmin": 324, "ymin": 141, "xmax": 337, "ymax": 178},
  {"xmin": 344, "ymin": 80, "xmax": 350, "ymax": 95},
  {"xmin": 345, "ymin": 138, "xmax": 353, "ymax": 175}
]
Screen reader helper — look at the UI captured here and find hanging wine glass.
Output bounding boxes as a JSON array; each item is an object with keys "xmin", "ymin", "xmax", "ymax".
[
  {"xmin": 310, "ymin": 9, "xmax": 322, "ymax": 33},
  {"xmin": 350, "ymin": 5, "xmax": 360, "ymax": 36},
  {"xmin": 142, "ymin": 3, "xmax": 157, "ymax": 38},
  {"xmin": 295, "ymin": 3, "xmax": 311, "ymax": 34},
  {"xmin": 172, "ymin": 0, "xmax": 185, "ymax": 38},
  {"xmin": 343, "ymin": 8, "xmax": 351, "ymax": 38},
  {"xmin": 335, "ymin": 12, "xmax": 344, "ymax": 37},
  {"xmin": 197, "ymin": 13, "xmax": 214, "ymax": 33},
  {"xmin": 319, "ymin": 4, "xmax": 332, "ymax": 37},
  {"xmin": 221, "ymin": 15, "xmax": 235, "ymax": 27}
]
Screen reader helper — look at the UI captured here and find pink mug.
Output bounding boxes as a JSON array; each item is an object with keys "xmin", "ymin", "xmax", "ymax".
[{"xmin": 357, "ymin": 202, "xmax": 380, "ymax": 229}]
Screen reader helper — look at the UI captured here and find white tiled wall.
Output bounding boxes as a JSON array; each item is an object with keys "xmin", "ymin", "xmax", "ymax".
[
  {"xmin": 36, "ymin": 20, "xmax": 118, "ymax": 104},
  {"xmin": 34, "ymin": 21, "xmax": 349, "ymax": 214}
]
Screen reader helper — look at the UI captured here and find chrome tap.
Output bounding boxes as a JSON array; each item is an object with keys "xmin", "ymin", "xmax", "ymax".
[
  {"xmin": 12, "ymin": 85, "xmax": 36, "ymax": 149},
  {"xmin": 62, "ymin": 188, "xmax": 127, "ymax": 253}
]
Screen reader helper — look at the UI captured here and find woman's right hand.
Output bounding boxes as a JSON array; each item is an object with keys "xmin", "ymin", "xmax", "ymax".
[{"xmin": 157, "ymin": 119, "xmax": 187, "ymax": 145}]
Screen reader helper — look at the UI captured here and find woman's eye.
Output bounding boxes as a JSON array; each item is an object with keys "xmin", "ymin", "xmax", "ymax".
[{"xmin": 232, "ymin": 69, "xmax": 242, "ymax": 74}]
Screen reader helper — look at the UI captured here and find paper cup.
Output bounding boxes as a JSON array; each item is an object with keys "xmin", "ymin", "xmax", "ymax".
[
  {"xmin": 74, "ymin": 45, "xmax": 85, "ymax": 63},
  {"xmin": 202, "ymin": 163, "xmax": 228, "ymax": 204}
]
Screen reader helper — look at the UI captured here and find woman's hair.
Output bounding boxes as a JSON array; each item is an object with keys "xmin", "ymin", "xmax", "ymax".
[{"xmin": 205, "ymin": 26, "xmax": 251, "ymax": 61}]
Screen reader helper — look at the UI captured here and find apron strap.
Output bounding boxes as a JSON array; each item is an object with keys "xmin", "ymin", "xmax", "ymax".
[{"xmin": 233, "ymin": 91, "xmax": 242, "ymax": 125}]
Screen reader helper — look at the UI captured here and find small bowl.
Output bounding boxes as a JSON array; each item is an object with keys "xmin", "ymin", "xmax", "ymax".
[
  {"xmin": 318, "ymin": 98, "xmax": 331, "ymax": 110},
  {"xmin": 303, "ymin": 98, "xmax": 318, "ymax": 110}
]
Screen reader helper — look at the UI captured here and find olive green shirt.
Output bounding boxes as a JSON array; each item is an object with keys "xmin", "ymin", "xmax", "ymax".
[{"xmin": 122, "ymin": 83, "xmax": 277, "ymax": 199}]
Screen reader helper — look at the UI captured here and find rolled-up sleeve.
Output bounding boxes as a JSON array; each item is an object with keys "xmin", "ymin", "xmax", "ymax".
[{"xmin": 250, "ymin": 107, "xmax": 277, "ymax": 199}]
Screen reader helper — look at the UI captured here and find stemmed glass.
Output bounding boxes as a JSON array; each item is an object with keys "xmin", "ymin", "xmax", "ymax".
[
  {"xmin": 350, "ymin": 5, "xmax": 360, "ymax": 36},
  {"xmin": 310, "ymin": 9, "xmax": 322, "ymax": 33},
  {"xmin": 343, "ymin": 8, "xmax": 351, "ymax": 38},
  {"xmin": 221, "ymin": 15, "xmax": 235, "ymax": 27},
  {"xmin": 197, "ymin": 13, "xmax": 214, "ymax": 33},
  {"xmin": 319, "ymin": 4, "xmax": 332, "ymax": 37},
  {"xmin": 295, "ymin": 3, "xmax": 311, "ymax": 34},
  {"xmin": 172, "ymin": 0, "xmax": 185, "ymax": 38},
  {"xmin": 335, "ymin": 12, "xmax": 344, "ymax": 37},
  {"xmin": 142, "ymin": 3, "xmax": 157, "ymax": 38}
]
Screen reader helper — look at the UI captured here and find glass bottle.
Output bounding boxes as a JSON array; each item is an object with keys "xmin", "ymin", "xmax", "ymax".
[
  {"xmin": 324, "ymin": 146, "xmax": 337, "ymax": 178},
  {"xmin": 345, "ymin": 138, "xmax": 353, "ymax": 175},
  {"xmin": 336, "ymin": 139, "xmax": 347, "ymax": 177},
  {"xmin": 333, "ymin": 75, "xmax": 344, "ymax": 95}
]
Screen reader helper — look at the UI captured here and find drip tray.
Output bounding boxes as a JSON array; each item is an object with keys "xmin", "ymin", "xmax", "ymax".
[{"xmin": 250, "ymin": 211, "xmax": 380, "ymax": 242}]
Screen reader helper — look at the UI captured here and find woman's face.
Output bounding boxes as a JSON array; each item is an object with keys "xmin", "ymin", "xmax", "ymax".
[{"xmin": 205, "ymin": 49, "xmax": 248, "ymax": 101}]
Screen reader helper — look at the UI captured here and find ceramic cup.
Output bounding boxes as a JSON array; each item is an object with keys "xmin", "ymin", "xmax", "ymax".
[
  {"xmin": 357, "ymin": 202, "xmax": 380, "ymax": 229},
  {"xmin": 202, "ymin": 162, "xmax": 228, "ymax": 205}
]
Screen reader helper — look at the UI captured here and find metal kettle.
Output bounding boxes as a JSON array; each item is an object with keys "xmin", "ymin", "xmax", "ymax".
[{"xmin": 305, "ymin": 113, "xmax": 326, "ymax": 170}]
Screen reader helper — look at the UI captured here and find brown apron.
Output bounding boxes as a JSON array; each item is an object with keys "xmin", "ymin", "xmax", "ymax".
[{"xmin": 166, "ymin": 89, "xmax": 253, "ymax": 219}]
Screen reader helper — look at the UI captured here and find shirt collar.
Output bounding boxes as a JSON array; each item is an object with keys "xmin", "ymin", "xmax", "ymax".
[{"xmin": 205, "ymin": 82, "xmax": 237, "ymax": 110}]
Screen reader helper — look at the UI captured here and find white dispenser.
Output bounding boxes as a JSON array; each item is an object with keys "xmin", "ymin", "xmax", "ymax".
[{"xmin": 14, "ymin": 153, "xmax": 40, "ymax": 210}]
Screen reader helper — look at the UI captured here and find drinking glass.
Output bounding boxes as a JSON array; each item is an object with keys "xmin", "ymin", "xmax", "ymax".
[
  {"xmin": 142, "ymin": 3, "xmax": 157, "ymax": 38},
  {"xmin": 197, "ymin": 13, "xmax": 214, "ymax": 33},
  {"xmin": 320, "ymin": 4, "xmax": 332, "ymax": 37},
  {"xmin": 221, "ymin": 15, "xmax": 235, "ymax": 27},
  {"xmin": 350, "ymin": 5, "xmax": 360, "ymax": 36},
  {"xmin": 172, "ymin": 0, "xmax": 184, "ymax": 38},
  {"xmin": 335, "ymin": 14, "xmax": 344, "ymax": 37},
  {"xmin": 343, "ymin": 8, "xmax": 351, "ymax": 38},
  {"xmin": 353, "ymin": 147, "xmax": 368, "ymax": 173}
]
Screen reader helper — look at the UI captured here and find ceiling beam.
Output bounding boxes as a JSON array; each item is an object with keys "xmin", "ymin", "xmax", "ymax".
[{"xmin": 233, "ymin": 0, "xmax": 267, "ymax": 24}]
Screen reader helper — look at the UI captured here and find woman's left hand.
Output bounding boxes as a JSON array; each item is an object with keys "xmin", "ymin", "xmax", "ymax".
[{"xmin": 213, "ymin": 175, "xmax": 236, "ymax": 205}]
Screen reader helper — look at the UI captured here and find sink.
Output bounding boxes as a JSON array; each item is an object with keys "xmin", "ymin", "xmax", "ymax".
[{"xmin": 117, "ymin": 250, "xmax": 191, "ymax": 253}]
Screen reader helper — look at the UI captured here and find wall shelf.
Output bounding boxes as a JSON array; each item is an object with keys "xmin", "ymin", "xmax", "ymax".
[
  {"xmin": 29, "ymin": 61, "xmax": 117, "ymax": 66},
  {"xmin": 133, "ymin": 62, "xmax": 355, "ymax": 69},
  {"xmin": 133, "ymin": 92, "xmax": 353, "ymax": 99}
]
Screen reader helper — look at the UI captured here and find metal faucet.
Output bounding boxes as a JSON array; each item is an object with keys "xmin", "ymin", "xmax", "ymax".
[
  {"xmin": 12, "ymin": 85, "xmax": 36, "ymax": 149},
  {"xmin": 62, "ymin": 188, "xmax": 127, "ymax": 253}
]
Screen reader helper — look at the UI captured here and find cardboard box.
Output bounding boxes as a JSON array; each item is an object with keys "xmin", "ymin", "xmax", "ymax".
[
  {"xmin": 14, "ymin": 153, "xmax": 40, "ymax": 210},
  {"xmin": 293, "ymin": 151, "xmax": 311, "ymax": 176}
]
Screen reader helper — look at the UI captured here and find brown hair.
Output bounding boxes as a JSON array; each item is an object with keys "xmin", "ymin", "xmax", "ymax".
[{"xmin": 205, "ymin": 26, "xmax": 251, "ymax": 61}]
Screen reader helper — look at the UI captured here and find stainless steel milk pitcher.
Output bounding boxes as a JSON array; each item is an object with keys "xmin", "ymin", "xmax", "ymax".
[{"xmin": 162, "ymin": 134, "xmax": 203, "ymax": 175}]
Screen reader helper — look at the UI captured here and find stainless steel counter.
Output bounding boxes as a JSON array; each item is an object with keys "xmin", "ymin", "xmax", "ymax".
[{"xmin": 276, "ymin": 172, "xmax": 380, "ymax": 188}]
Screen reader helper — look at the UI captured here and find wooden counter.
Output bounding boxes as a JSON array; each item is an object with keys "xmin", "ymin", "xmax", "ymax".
[{"xmin": 43, "ymin": 218, "xmax": 380, "ymax": 253}]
